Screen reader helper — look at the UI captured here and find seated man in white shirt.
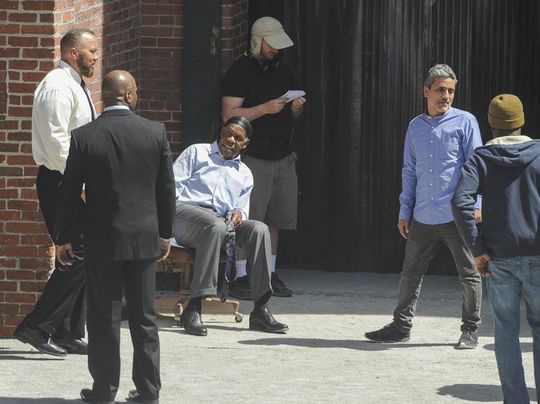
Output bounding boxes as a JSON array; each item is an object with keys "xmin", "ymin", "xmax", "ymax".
[{"xmin": 173, "ymin": 116, "xmax": 288, "ymax": 336}]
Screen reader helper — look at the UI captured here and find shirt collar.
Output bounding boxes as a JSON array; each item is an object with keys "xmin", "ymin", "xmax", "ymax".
[
  {"xmin": 424, "ymin": 107, "xmax": 454, "ymax": 121},
  {"xmin": 59, "ymin": 60, "xmax": 83, "ymax": 84},
  {"xmin": 103, "ymin": 105, "xmax": 131, "ymax": 112},
  {"xmin": 210, "ymin": 141, "xmax": 242, "ymax": 163}
]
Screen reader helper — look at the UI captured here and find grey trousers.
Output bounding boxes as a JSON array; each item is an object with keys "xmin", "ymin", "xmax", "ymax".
[
  {"xmin": 173, "ymin": 203, "xmax": 272, "ymax": 302},
  {"xmin": 393, "ymin": 219, "xmax": 482, "ymax": 332}
]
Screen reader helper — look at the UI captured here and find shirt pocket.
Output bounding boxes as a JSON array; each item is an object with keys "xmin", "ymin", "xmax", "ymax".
[{"xmin": 439, "ymin": 132, "xmax": 460, "ymax": 160}]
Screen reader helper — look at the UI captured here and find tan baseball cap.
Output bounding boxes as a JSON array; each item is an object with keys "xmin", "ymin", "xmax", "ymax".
[{"xmin": 251, "ymin": 16, "xmax": 293, "ymax": 49}]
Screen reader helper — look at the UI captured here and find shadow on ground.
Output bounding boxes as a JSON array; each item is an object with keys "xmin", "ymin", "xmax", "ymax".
[
  {"xmin": 437, "ymin": 383, "xmax": 536, "ymax": 402},
  {"xmin": 238, "ymin": 337, "xmax": 454, "ymax": 351},
  {"xmin": 483, "ymin": 342, "xmax": 532, "ymax": 353},
  {"xmin": 0, "ymin": 347, "xmax": 65, "ymax": 361}
]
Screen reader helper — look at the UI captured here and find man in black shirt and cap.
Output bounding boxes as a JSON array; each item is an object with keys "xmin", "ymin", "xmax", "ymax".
[{"xmin": 222, "ymin": 16, "xmax": 306, "ymax": 299}]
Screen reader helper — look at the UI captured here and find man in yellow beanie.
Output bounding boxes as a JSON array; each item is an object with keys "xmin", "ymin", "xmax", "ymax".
[
  {"xmin": 453, "ymin": 94, "xmax": 540, "ymax": 403},
  {"xmin": 221, "ymin": 17, "xmax": 306, "ymax": 299}
]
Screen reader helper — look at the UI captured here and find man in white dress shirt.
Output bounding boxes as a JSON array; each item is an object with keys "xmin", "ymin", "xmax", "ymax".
[
  {"xmin": 173, "ymin": 116, "xmax": 288, "ymax": 336},
  {"xmin": 13, "ymin": 28, "xmax": 98, "ymax": 357}
]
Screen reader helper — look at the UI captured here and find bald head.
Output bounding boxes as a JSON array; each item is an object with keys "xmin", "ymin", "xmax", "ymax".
[{"xmin": 102, "ymin": 70, "xmax": 138, "ymax": 109}]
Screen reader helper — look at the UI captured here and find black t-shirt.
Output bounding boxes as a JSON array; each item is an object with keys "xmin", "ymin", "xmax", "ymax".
[{"xmin": 221, "ymin": 54, "xmax": 298, "ymax": 160}]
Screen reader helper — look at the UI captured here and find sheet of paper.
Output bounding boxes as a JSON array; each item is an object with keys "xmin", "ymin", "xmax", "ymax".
[{"xmin": 279, "ymin": 90, "xmax": 306, "ymax": 103}]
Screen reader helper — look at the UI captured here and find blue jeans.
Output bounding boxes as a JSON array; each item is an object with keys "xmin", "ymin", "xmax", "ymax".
[{"xmin": 487, "ymin": 256, "xmax": 540, "ymax": 404}]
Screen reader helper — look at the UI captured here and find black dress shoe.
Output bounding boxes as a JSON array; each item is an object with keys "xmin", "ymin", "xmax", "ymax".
[
  {"xmin": 228, "ymin": 275, "xmax": 252, "ymax": 300},
  {"xmin": 53, "ymin": 337, "xmax": 88, "ymax": 354},
  {"xmin": 80, "ymin": 388, "xmax": 114, "ymax": 404},
  {"xmin": 271, "ymin": 272, "xmax": 293, "ymax": 297},
  {"xmin": 249, "ymin": 306, "xmax": 288, "ymax": 333},
  {"xmin": 180, "ymin": 310, "xmax": 207, "ymax": 336},
  {"xmin": 13, "ymin": 322, "xmax": 67, "ymax": 357},
  {"xmin": 127, "ymin": 389, "xmax": 159, "ymax": 404}
]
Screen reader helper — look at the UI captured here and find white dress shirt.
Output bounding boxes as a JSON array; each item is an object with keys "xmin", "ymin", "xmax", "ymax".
[
  {"xmin": 173, "ymin": 142, "xmax": 254, "ymax": 220},
  {"xmin": 32, "ymin": 60, "xmax": 96, "ymax": 174}
]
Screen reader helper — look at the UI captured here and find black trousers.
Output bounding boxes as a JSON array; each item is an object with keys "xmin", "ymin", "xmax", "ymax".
[
  {"xmin": 23, "ymin": 165, "xmax": 86, "ymax": 339},
  {"xmin": 86, "ymin": 258, "xmax": 160, "ymax": 401}
]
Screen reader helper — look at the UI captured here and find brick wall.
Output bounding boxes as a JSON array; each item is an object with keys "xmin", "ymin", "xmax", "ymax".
[
  {"xmin": 221, "ymin": 0, "xmax": 249, "ymax": 75},
  {"xmin": 138, "ymin": 0, "xmax": 183, "ymax": 155},
  {"xmin": 0, "ymin": 0, "xmax": 249, "ymax": 336}
]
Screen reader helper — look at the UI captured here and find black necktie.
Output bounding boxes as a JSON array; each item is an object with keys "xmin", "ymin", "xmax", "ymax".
[
  {"xmin": 80, "ymin": 79, "xmax": 95, "ymax": 120},
  {"xmin": 219, "ymin": 219, "xmax": 237, "ymax": 302}
]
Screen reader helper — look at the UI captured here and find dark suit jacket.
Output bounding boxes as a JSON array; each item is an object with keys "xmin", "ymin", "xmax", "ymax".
[{"xmin": 54, "ymin": 108, "xmax": 176, "ymax": 261}]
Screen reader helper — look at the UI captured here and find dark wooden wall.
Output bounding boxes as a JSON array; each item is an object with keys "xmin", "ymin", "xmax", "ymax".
[{"xmin": 247, "ymin": 0, "xmax": 540, "ymax": 274}]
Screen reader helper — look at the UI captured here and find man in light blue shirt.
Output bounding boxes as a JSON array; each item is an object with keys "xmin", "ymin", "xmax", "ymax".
[
  {"xmin": 173, "ymin": 116, "xmax": 288, "ymax": 336},
  {"xmin": 365, "ymin": 64, "xmax": 482, "ymax": 348}
]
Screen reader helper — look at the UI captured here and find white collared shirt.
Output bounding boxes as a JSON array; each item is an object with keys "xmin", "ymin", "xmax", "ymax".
[{"xmin": 31, "ymin": 60, "xmax": 97, "ymax": 174}]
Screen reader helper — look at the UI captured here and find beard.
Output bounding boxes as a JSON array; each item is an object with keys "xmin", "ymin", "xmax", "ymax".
[{"xmin": 77, "ymin": 55, "xmax": 94, "ymax": 78}]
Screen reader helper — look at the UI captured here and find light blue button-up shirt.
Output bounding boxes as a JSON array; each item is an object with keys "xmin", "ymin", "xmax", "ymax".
[
  {"xmin": 399, "ymin": 107, "xmax": 482, "ymax": 225},
  {"xmin": 173, "ymin": 142, "xmax": 254, "ymax": 219}
]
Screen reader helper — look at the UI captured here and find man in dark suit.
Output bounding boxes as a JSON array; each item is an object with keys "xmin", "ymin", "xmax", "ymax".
[{"xmin": 54, "ymin": 70, "xmax": 175, "ymax": 404}]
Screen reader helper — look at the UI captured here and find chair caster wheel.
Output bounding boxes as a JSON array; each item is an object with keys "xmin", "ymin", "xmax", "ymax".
[{"xmin": 234, "ymin": 313, "xmax": 243, "ymax": 323}]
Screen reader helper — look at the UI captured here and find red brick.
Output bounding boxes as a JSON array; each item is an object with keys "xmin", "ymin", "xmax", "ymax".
[
  {"xmin": 8, "ymin": 60, "xmax": 38, "ymax": 70},
  {"xmin": 8, "ymin": 12, "xmax": 38, "ymax": 22},
  {"xmin": 22, "ymin": 72, "xmax": 47, "ymax": 82},
  {"xmin": 19, "ymin": 303, "xmax": 36, "ymax": 314},
  {"xmin": 7, "ymin": 131, "xmax": 31, "ymax": 141},
  {"xmin": 0, "ymin": 235, "xmax": 19, "ymax": 246},
  {"xmin": 0, "ymin": 167, "xmax": 23, "ymax": 176},
  {"xmin": 4, "ymin": 246, "xmax": 38, "ymax": 257},
  {"xmin": 21, "ymin": 24, "xmax": 54, "ymax": 35},
  {"xmin": 0, "ymin": 303, "xmax": 19, "ymax": 314},
  {"xmin": 21, "ymin": 235, "xmax": 51, "ymax": 245},
  {"xmin": 35, "ymin": 269, "xmax": 51, "ymax": 280},
  {"xmin": 8, "ymin": 36, "xmax": 38, "ymax": 47},
  {"xmin": 0, "ymin": 281, "xmax": 17, "ymax": 292},
  {"xmin": 6, "ymin": 155, "xmax": 34, "ymax": 166},
  {"xmin": 19, "ymin": 259, "xmax": 53, "ymax": 271},
  {"xmin": 0, "ymin": 326, "xmax": 17, "ymax": 337},
  {"xmin": 5, "ymin": 292, "xmax": 36, "ymax": 304},
  {"xmin": 0, "ymin": 0, "xmax": 19, "ymax": 10},
  {"xmin": 5, "ymin": 315, "xmax": 27, "ymax": 325},
  {"xmin": 22, "ymin": 1, "xmax": 54, "ymax": 10},
  {"xmin": 0, "ymin": 48, "xmax": 20, "ymax": 57},
  {"xmin": 24, "ymin": 166, "xmax": 38, "ymax": 176},
  {"xmin": 0, "ymin": 24, "xmax": 20, "ymax": 34},
  {"xmin": 21, "ymin": 211, "xmax": 45, "ymax": 222},
  {"xmin": 5, "ymin": 270, "xmax": 35, "ymax": 281},
  {"xmin": 20, "ymin": 189, "xmax": 37, "ymax": 199},
  {"xmin": 0, "ymin": 211, "xmax": 21, "ymax": 221},
  {"xmin": 20, "ymin": 281, "xmax": 45, "ymax": 293},
  {"xmin": 7, "ymin": 178, "xmax": 35, "ymax": 188},
  {"xmin": 9, "ymin": 83, "xmax": 37, "ymax": 93},
  {"xmin": 22, "ymin": 48, "xmax": 55, "ymax": 59},
  {"xmin": 5, "ymin": 222, "xmax": 42, "ymax": 233},
  {"xmin": 0, "ymin": 258, "xmax": 17, "ymax": 269},
  {"xmin": 0, "ymin": 189, "xmax": 18, "ymax": 198}
]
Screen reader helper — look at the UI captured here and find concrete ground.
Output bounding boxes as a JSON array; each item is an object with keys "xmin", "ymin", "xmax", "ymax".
[{"xmin": 0, "ymin": 269, "xmax": 537, "ymax": 404}]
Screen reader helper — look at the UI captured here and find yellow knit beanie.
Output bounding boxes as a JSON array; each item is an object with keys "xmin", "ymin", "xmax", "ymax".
[{"xmin": 488, "ymin": 94, "xmax": 525, "ymax": 129}]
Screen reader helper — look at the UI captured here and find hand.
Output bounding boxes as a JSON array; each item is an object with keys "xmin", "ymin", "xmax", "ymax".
[
  {"xmin": 81, "ymin": 190, "xmax": 86, "ymax": 203},
  {"xmin": 56, "ymin": 243, "xmax": 74, "ymax": 266},
  {"xmin": 264, "ymin": 98, "xmax": 287, "ymax": 115},
  {"xmin": 474, "ymin": 253, "xmax": 491, "ymax": 277},
  {"xmin": 291, "ymin": 96, "xmax": 306, "ymax": 114},
  {"xmin": 226, "ymin": 211, "xmax": 243, "ymax": 228},
  {"xmin": 397, "ymin": 219, "xmax": 410, "ymax": 239},
  {"xmin": 158, "ymin": 238, "xmax": 171, "ymax": 262},
  {"xmin": 474, "ymin": 208, "xmax": 482, "ymax": 224}
]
